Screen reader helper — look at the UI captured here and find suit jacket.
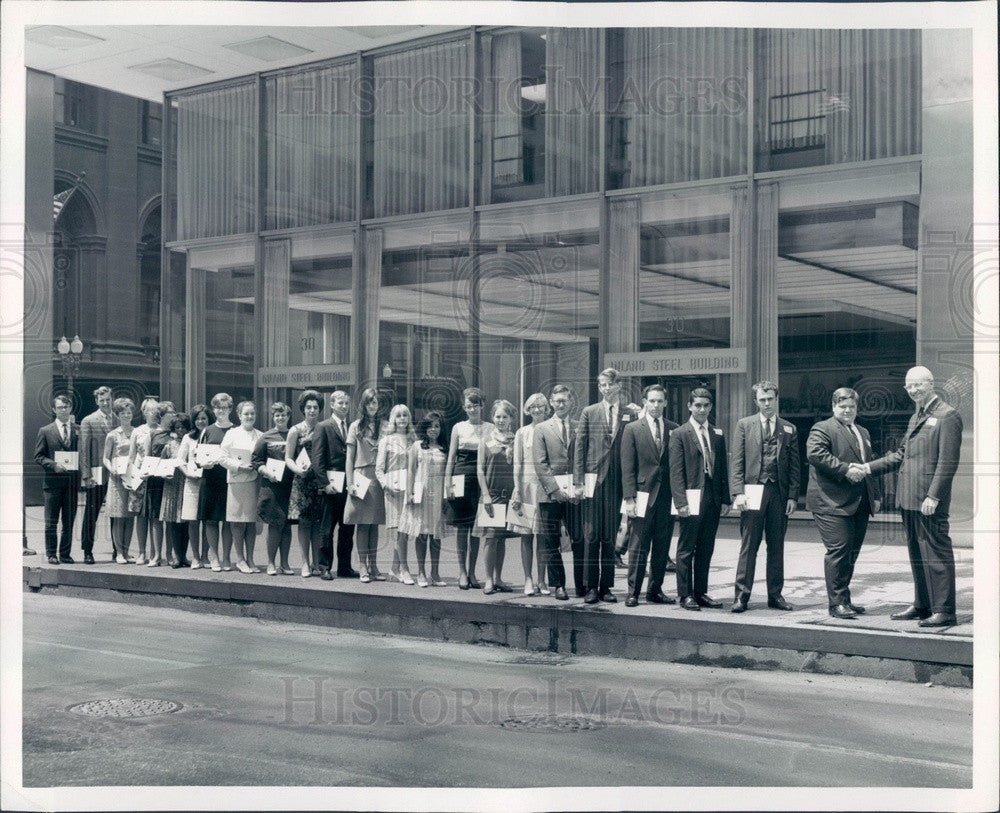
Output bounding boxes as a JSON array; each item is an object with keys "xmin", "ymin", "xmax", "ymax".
[
  {"xmin": 79, "ymin": 408, "xmax": 113, "ymax": 478},
  {"xmin": 533, "ymin": 415, "xmax": 578, "ymax": 502},
  {"xmin": 805, "ymin": 417, "xmax": 881, "ymax": 515},
  {"xmin": 620, "ymin": 416, "xmax": 679, "ymax": 509},
  {"xmin": 668, "ymin": 420, "xmax": 731, "ymax": 509},
  {"xmin": 573, "ymin": 399, "xmax": 639, "ymax": 486},
  {"xmin": 729, "ymin": 414, "xmax": 800, "ymax": 503},
  {"xmin": 311, "ymin": 416, "xmax": 349, "ymax": 488},
  {"xmin": 867, "ymin": 397, "xmax": 963, "ymax": 513},
  {"xmin": 34, "ymin": 420, "xmax": 80, "ymax": 491}
]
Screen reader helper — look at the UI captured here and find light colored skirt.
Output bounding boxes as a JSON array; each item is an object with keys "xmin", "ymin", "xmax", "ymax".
[{"xmin": 226, "ymin": 480, "xmax": 260, "ymax": 523}]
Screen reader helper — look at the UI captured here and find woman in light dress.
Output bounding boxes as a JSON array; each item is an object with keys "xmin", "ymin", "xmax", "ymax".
[
  {"xmin": 401, "ymin": 411, "xmax": 447, "ymax": 588},
  {"xmin": 345, "ymin": 388, "xmax": 386, "ymax": 583},
  {"xmin": 377, "ymin": 404, "xmax": 416, "ymax": 585},
  {"xmin": 285, "ymin": 390, "xmax": 324, "ymax": 578},
  {"xmin": 220, "ymin": 400, "xmax": 263, "ymax": 573},
  {"xmin": 444, "ymin": 387, "xmax": 494, "ymax": 590},
  {"xmin": 159, "ymin": 413, "xmax": 191, "ymax": 568},
  {"xmin": 254, "ymin": 401, "xmax": 294, "ymax": 576},
  {"xmin": 126, "ymin": 397, "xmax": 158, "ymax": 564},
  {"xmin": 102, "ymin": 397, "xmax": 136, "ymax": 563},
  {"xmin": 510, "ymin": 393, "xmax": 550, "ymax": 595},
  {"xmin": 178, "ymin": 404, "xmax": 211, "ymax": 569},
  {"xmin": 477, "ymin": 400, "xmax": 518, "ymax": 595}
]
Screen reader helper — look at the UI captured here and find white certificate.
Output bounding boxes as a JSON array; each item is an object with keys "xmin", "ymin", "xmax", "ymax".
[
  {"xmin": 353, "ymin": 471, "xmax": 372, "ymax": 500},
  {"xmin": 326, "ymin": 470, "xmax": 345, "ymax": 492},
  {"xmin": 451, "ymin": 474, "xmax": 465, "ymax": 497},
  {"xmin": 584, "ymin": 472, "xmax": 598, "ymax": 498},
  {"xmin": 511, "ymin": 501, "xmax": 538, "ymax": 526},
  {"xmin": 186, "ymin": 465, "xmax": 203, "ymax": 479},
  {"xmin": 264, "ymin": 458, "xmax": 286, "ymax": 481},
  {"xmin": 620, "ymin": 491, "xmax": 649, "ymax": 518},
  {"xmin": 114, "ymin": 456, "xmax": 129, "ymax": 476},
  {"xmin": 670, "ymin": 489, "xmax": 702, "ymax": 516},
  {"xmin": 194, "ymin": 445, "xmax": 223, "ymax": 466},
  {"xmin": 743, "ymin": 484, "xmax": 765, "ymax": 511},
  {"xmin": 385, "ymin": 469, "xmax": 407, "ymax": 492},
  {"xmin": 156, "ymin": 458, "xmax": 179, "ymax": 477},
  {"xmin": 229, "ymin": 448, "xmax": 252, "ymax": 467},
  {"xmin": 554, "ymin": 474, "xmax": 575, "ymax": 498},
  {"xmin": 54, "ymin": 451, "xmax": 78, "ymax": 471},
  {"xmin": 476, "ymin": 503, "xmax": 508, "ymax": 528},
  {"xmin": 124, "ymin": 466, "xmax": 143, "ymax": 492},
  {"xmin": 139, "ymin": 456, "xmax": 159, "ymax": 476},
  {"xmin": 91, "ymin": 466, "xmax": 104, "ymax": 485},
  {"xmin": 295, "ymin": 448, "xmax": 311, "ymax": 470}
]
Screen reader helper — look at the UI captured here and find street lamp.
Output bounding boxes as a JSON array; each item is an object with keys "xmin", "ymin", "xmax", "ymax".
[{"xmin": 56, "ymin": 334, "xmax": 84, "ymax": 401}]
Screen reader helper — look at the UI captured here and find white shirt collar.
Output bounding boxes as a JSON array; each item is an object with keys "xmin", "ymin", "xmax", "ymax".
[
  {"xmin": 645, "ymin": 413, "xmax": 662, "ymax": 433},
  {"xmin": 689, "ymin": 416, "xmax": 708, "ymax": 432}
]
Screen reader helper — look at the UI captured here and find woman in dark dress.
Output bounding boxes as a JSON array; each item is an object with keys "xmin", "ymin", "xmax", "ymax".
[
  {"xmin": 444, "ymin": 387, "xmax": 493, "ymax": 589},
  {"xmin": 160, "ymin": 413, "xmax": 191, "ymax": 568},
  {"xmin": 477, "ymin": 399, "xmax": 518, "ymax": 595},
  {"xmin": 254, "ymin": 401, "xmax": 294, "ymax": 575},
  {"xmin": 197, "ymin": 392, "xmax": 234, "ymax": 570},
  {"xmin": 285, "ymin": 390, "xmax": 324, "ymax": 577}
]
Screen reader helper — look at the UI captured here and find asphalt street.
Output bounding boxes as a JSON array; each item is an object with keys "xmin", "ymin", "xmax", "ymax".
[{"xmin": 21, "ymin": 593, "xmax": 972, "ymax": 788}]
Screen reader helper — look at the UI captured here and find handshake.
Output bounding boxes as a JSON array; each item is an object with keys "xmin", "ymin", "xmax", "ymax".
[{"xmin": 845, "ymin": 463, "xmax": 869, "ymax": 484}]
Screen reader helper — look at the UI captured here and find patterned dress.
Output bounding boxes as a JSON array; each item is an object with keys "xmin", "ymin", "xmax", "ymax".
[
  {"xmin": 508, "ymin": 424, "xmax": 543, "ymax": 535},
  {"xmin": 178, "ymin": 433, "xmax": 201, "ymax": 522},
  {"xmin": 344, "ymin": 420, "xmax": 385, "ymax": 526},
  {"xmin": 376, "ymin": 433, "xmax": 410, "ymax": 530},
  {"xmin": 399, "ymin": 441, "xmax": 446, "ymax": 538},
  {"xmin": 287, "ymin": 421, "xmax": 322, "ymax": 523},
  {"xmin": 126, "ymin": 423, "xmax": 152, "ymax": 514},
  {"xmin": 104, "ymin": 426, "xmax": 135, "ymax": 518},
  {"xmin": 159, "ymin": 435, "xmax": 184, "ymax": 523}
]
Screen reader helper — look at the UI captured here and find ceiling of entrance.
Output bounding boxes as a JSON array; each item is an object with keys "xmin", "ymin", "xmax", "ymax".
[{"xmin": 25, "ymin": 25, "xmax": 458, "ymax": 102}]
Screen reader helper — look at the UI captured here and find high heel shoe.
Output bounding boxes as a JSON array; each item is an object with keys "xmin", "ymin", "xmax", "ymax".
[
  {"xmin": 400, "ymin": 571, "xmax": 415, "ymax": 586},
  {"xmin": 301, "ymin": 564, "xmax": 311, "ymax": 578},
  {"xmin": 458, "ymin": 576, "xmax": 469, "ymax": 590},
  {"xmin": 267, "ymin": 564, "xmax": 278, "ymax": 576},
  {"xmin": 467, "ymin": 578, "xmax": 481, "ymax": 590},
  {"xmin": 524, "ymin": 582, "xmax": 537, "ymax": 596}
]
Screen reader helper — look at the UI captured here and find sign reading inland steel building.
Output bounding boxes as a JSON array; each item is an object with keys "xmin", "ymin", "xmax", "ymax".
[
  {"xmin": 603, "ymin": 348, "xmax": 747, "ymax": 376},
  {"xmin": 256, "ymin": 364, "xmax": 357, "ymax": 389}
]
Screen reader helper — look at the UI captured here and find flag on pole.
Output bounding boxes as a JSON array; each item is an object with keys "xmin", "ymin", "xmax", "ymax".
[{"xmin": 53, "ymin": 172, "xmax": 86, "ymax": 223}]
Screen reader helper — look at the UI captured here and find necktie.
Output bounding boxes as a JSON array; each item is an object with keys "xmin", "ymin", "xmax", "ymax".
[
  {"xmin": 700, "ymin": 425, "xmax": 713, "ymax": 477},
  {"xmin": 608, "ymin": 404, "xmax": 616, "ymax": 435},
  {"xmin": 764, "ymin": 418, "xmax": 773, "ymax": 440},
  {"xmin": 849, "ymin": 424, "xmax": 866, "ymax": 462},
  {"xmin": 61, "ymin": 423, "xmax": 68, "ymax": 445},
  {"xmin": 336, "ymin": 418, "xmax": 345, "ymax": 442},
  {"xmin": 654, "ymin": 418, "xmax": 662, "ymax": 451},
  {"xmin": 562, "ymin": 419, "xmax": 569, "ymax": 447}
]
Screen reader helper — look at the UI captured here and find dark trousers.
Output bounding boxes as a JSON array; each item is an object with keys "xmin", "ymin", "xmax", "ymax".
[
  {"xmin": 734, "ymin": 481, "xmax": 787, "ymax": 600},
  {"xmin": 675, "ymin": 478, "xmax": 721, "ymax": 599},
  {"xmin": 901, "ymin": 509, "xmax": 956, "ymax": 614},
  {"xmin": 43, "ymin": 484, "xmax": 78, "ymax": 559},
  {"xmin": 81, "ymin": 480, "xmax": 109, "ymax": 554},
  {"xmin": 626, "ymin": 498, "xmax": 674, "ymax": 598},
  {"xmin": 169, "ymin": 522, "xmax": 190, "ymax": 563},
  {"xmin": 813, "ymin": 496, "xmax": 870, "ymax": 607},
  {"xmin": 539, "ymin": 501, "xmax": 575, "ymax": 589},
  {"xmin": 582, "ymin": 523, "xmax": 615, "ymax": 593},
  {"xmin": 319, "ymin": 492, "xmax": 355, "ymax": 574}
]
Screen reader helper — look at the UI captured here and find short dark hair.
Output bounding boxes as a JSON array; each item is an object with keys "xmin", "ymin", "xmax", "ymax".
[
  {"xmin": 187, "ymin": 404, "xmax": 211, "ymax": 438},
  {"xmin": 93, "ymin": 386, "xmax": 112, "ymax": 399},
  {"xmin": 416, "ymin": 410, "xmax": 445, "ymax": 450},
  {"xmin": 53, "ymin": 395, "xmax": 71, "ymax": 408},
  {"xmin": 643, "ymin": 384, "xmax": 667, "ymax": 399},
  {"xmin": 156, "ymin": 401, "xmax": 176, "ymax": 420},
  {"xmin": 598, "ymin": 368, "xmax": 620, "ymax": 384},
  {"xmin": 462, "ymin": 387, "xmax": 484, "ymax": 407},
  {"xmin": 550, "ymin": 384, "xmax": 572, "ymax": 399},
  {"xmin": 752, "ymin": 380, "xmax": 778, "ymax": 398},
  {"xmin": 298, "ymin": 389, "xmax": 324, "ymax": 412},
  {"xmin": 210, "ymin": 392, "xmax": 233, "ymax": 410},
  {"xmin": 831, "ymin": 387, "xmax": 859, "ymax": 407},
  {"xmin": 112, "ymin": 397, "xmax": 135, "ymax": 416},
  {"xmin": 688, "ymin": 387, "xmax": 713, "ymax": 406},
  {"xmin": 166, "ymin": 413, "xmax": 191, "ymax": 436},
  {"xmin": 270, "ymin": 401, "xmax": 291, "ymax": 416}
]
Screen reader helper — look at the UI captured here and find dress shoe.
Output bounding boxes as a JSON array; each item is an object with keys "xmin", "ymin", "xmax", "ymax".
[
  {"xmin": 83, "ymin": 553, "xmax": 95, "ymax": 565},
  {"xmin": 599, "ymin": 591, "xmax": 617, "ymax": 603},
  {"xmin": 646, "ymin": 592, "xmax": 675, "ymax": 605},
  {"xmin": 829, "ymin": 604, "xmax": 857, "ymax": 619},
  {"xmin": 767, "ymin": 596, "xmax": 794, "ymax": 611},
  {"xmin": 849, "ymin": 603, "xmax": 866, "ymax": 615},
  {"xmin": 23, "ymin": 547, "xmax": 37, "ymax": 556},
  {"xmin": 320, "ymin": 569, "xmax": 334, "ymax": 581},
  {"xmin": 47, "ymin": 555, "xmax": 60, "ymax": 565},
  {"xmin": 624, "ymin": 595, "xmax": 639, "ymax": 607},
  {"xmin": 584, "ymin": 588, "xmax": 599, "ymax": 604},
  {"xmin": 575, "ymin": 588, "xmax": 587, "ymax": 598},
  {"xmin": 890, "ymin": 605, "xmax": 931, "ymax": 621},
  {"xmin": 918, "ymin": 612, "xmax": 957, "ymax": 628},
  {"xmin": 680, "ymin": 596, "xmax": 701, "ymax": 611},
  {"xmin": 59, "ymin": 556, "xmax": 75, "ymax": 564},
  {"xmin": 338, "ymin": 568, "xmax": 360, "ymax": 579},
  {"xmin": 614, "ymin": 553, "xmax": 626, "ymax": 568},
  {"xmin": 695, "ymin": 594, "xmax": 723, "ymax": 609},
  {"xmin": 665, "ymin": 559, "xmax": 677, "ymax": 573},
  {"xmin": 615, "ymin": 544, "xmax": 628, "ymax": 557},
  {"xmin": 554, "ymin": 587, "xmax": 569, "ymax": 601},
  {"xmin": 731, "ymin": 599, "xmax": 748, "ymax": 613}
]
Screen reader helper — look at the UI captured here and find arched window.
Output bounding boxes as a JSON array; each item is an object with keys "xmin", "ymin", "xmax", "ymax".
[{"xmin": 52, "ymin": 180, "xmax": 97, "ymax": 340}]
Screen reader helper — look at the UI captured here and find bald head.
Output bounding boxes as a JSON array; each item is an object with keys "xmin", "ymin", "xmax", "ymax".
[{"xmin": 904, "ymin": 366, "xmax": 935, "ymax": 407}]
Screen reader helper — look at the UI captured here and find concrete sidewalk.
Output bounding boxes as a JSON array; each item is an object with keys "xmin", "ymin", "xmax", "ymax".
[{"xmin": 22, "ymin": 505, "xmax": 973, "ymax": 686}]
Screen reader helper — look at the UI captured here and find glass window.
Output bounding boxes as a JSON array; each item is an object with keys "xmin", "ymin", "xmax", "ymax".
[
  {"xmin": 607, "ymin": 28, "xmax": 749, "ymax": 189},
  {"xmin": 370, "ymin": 39, "xmax": 471, "ymax": 217},
  {"xmin": 162, "ymin": 250, "xmax": 186, "ymax": 405},
  {"xmin": 54, "ymin": 78, "xmax": 98, "ymax": 132},
  {"xmin": 755, "ymin": 29, "xmax": 921, "ymax": 171},
  {"xmin": 265, "ymin": 63, "xmax": 358, "ymax": 229},
  {"xmin": 175, "ymin": 82, "xmax": 257, "ymax": 240},
  {"xmin": 204, "ymin": 265, "xmax": 256, "ymax": 401},
  {"xmin": 141, "ymin": 100, "xmax": 162, "ymax": 147},
  {"xmin": 288, "ymin": 253, "xmax": 352, "ymax": 367}
]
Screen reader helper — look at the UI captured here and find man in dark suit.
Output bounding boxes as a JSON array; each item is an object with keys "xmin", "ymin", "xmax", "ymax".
[
  {"xmin": 668, "ymin": 387, "xmax": 730, "ymax": 610},
  {"xmin": 34, "ymin": 395, "xmax": 81, "ymax": 564},
  {"xmin": 533, "ymin": 384, "xmax": 584, "ymax": 601},
  {"xmin": 620, "ymin": 384, "xmax": 678, "ymax": 607},
  {"xmin": 573, "ymin": 368, "xmax": 639, "ymax": 603},
  {"xmin": 78, "ymin": 385, "xmax": 114, "ymax": 564},
  {"xmin": 311, "ymin": 390, "xmax": 357, "ymax": 580},
  {"xmin": 806, "ymin": 387, "xmax": 882, "ymax": 619},
  {"xmin": 729, "ymin": 380, "xmax": 800, "ymax": 612},
  {"xmin": 863, "ymin": 367, "xmax": 963, "ymax": 627}
]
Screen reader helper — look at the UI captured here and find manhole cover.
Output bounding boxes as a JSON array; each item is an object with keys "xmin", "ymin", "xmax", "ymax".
[
  {"xmin": 506, "ymin": 655, "xmax": 573, "ymax": 666},
  {"xmin": 68, "ymin": 698, "xmax": 182, "ymax": 718},
  {"xmin": 497, "ymin": 714, "xmax": 607, "ymax": 733}
]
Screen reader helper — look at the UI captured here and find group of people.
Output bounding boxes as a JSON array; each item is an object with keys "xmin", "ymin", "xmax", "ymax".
[{"xmin": 32, "ymin": 364, "xmax": 962, "ymax": 627}]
